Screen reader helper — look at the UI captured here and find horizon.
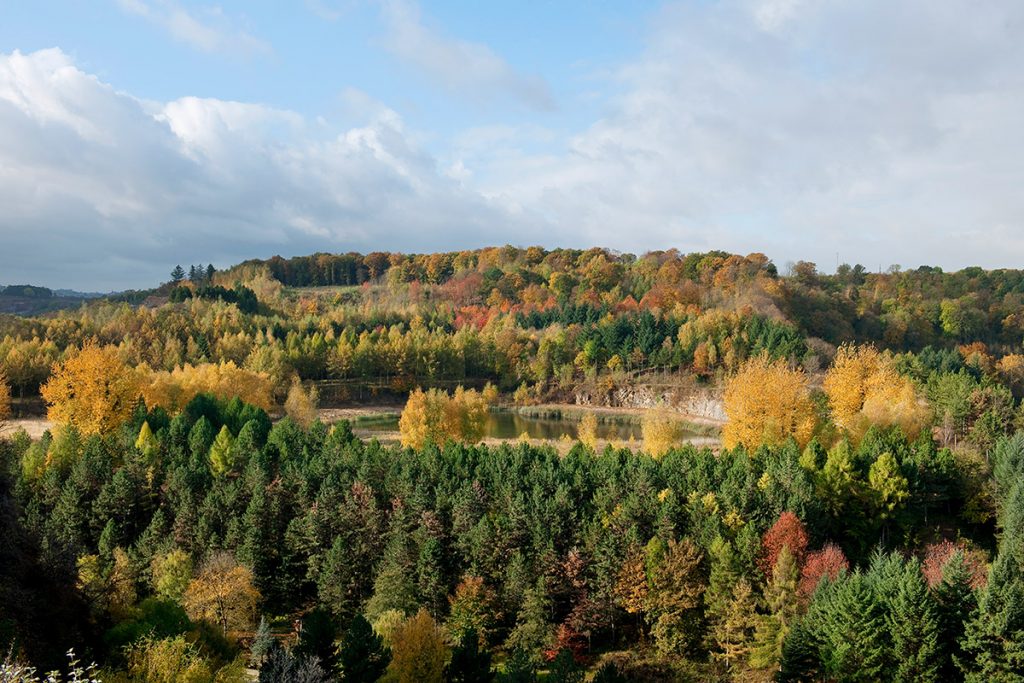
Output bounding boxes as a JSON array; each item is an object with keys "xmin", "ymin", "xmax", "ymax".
[{"xmin": 3, "ymin": 1, "xmax": 1023, "ymax": 290}]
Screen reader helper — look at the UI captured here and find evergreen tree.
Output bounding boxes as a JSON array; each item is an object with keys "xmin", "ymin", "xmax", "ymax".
[
  {"xmin": 887, "ymin": 559, "xmax": 942, "ymax": 682},
  {"xmin": 545, "ymin": 649, "xmax": 584, "ymax": 683},
  {"xmin": 294, "ymin": 608, "xmax": 340, "ymax": 676},
  {"xmin": 339, "ymin": 613, "xmax": 390, "ymax": 683},
  {"xmin": 711, "ymin": 578, "xmax": 758, "ymax": 672},
  {"xmin": 446, "ymin": 628, "xmax": 493, "ymax": 683},
  {"xmin": 496, "ymin": 648, "xmax": 536, "ymax": 683},
  {"xmin": 170, "ymin": 265, "xmax": 185, "ymax": 283},
  {"xmin": 934, "ymin": 551, "xmax": 977, "ymax": 680},
  {"xmin": 250, "ymin": 616, "xmax": 275, "ymax": 668}
]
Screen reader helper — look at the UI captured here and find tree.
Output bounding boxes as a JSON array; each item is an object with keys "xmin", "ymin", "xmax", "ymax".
[
  {"xmin": 294, "ymin": 608, "xmax": 340, "ymax": 677},
  {"xmin": 151, "ymin": 548, "xmax": 193, "ymax": 602},
  {"xmin": 887, "ymin": 560, "xmax": 942, "ymax": 683},
  {"xmin": 933, "ymin": 552, "xmax": 977, "ymax": 681},
  {"xmin": 646, "ymin": 538, "xmax": 706, "ymax": 656},
  {"xmin": 641, "ymin": 408, "xmax": 682, "ymax": 458},
  {"xmin": 447, "ymin": 576, "xmax": 496, "ymax": 645},
  {"xmin": 751, "ymin": 546, "xmax": 800, "ymax": 671},
  {"xmin": 399, "ymin": 387, "xmax": 490, "ymax": 449},
  {"xmin": 339, "ymin": 614, "xmax": 391, "ymax": 683},
  {"xmin": 722, "ymin": 354, "xmax": 816, "ymax": 449},
  {"xmin": 823, "ymin": 344, "xmax": 929, "ymax": 441},
  {"xmin": 383, "ymin": 609, "xmax": 450, "ymax": 683},
  {"xmin": 0, "ymin": 370, "xmax": 10, "ymax": 428},
  {"xmin": 251, "ymin": 616, "xmax": 275, "ymax": 668},
  {"xmin": 799, "ymin": 544, "xmax": 849, "ymax": 597},
  {"xmin": 171, "ymin": 265, "xmax": 185, "ymax": 283},
  {"xmin": 208, "ymin": 425, "xmax": 237, "ymax": 477},
  {"xmin": 446, "ymin": 627, "xmax": 493, "ymax": 683},
  {"xmin": 760, "ymin": 512, "xmax": 808, "ymax": 577},
  {"xmin": 578, "ymin": 413, "xmax": 598, "ymax": 451},
  {"xmin": 182, "ymin": 552, "xmax": 260, "ymax": 635},
  {"xmin": 285, "ymin": 378, "xmax": 319, "ymax": 428},
  {"xmin": 710, "ymin": 577, "xmax": 758, "ymax": 672},
  {"xmin": 41, "ymin": 341, "xmax": 139, "ymax": 435}
]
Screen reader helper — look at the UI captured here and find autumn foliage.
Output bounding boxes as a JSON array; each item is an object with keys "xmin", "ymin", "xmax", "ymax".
[
  {"xmin": 398, "ymin": 386, "xmax": 491, "ymax": 449},
  {"xmin": 799, "ymin": 543, "xmax": 850, "ymax": 597},
  {"xmin": 722, "ymin": 354, "xmax": 816, "ymax": 449},
  {"xmin": 641, "ymin": 408, "xmax": 683, "ymax": 458},
  {"xmin": 760, "ymin": 512, "xmax": 809, "ymax": 577},
  {"xmin": 921, "ymin": 540, "xmax": 988, "ymax": 589},
  {"xmin": 0, "ymin": 370, "xmax": 10, "ymax": 426},
  {"xmin": 41, "ymin": 341, "xmax": 139, "ymax": 435},
  {"xmin": 139, "ymin": 361, "xmax": 273, "ymax": 413},
  {"xmin": 823, "ymin": 344, "xmax": 930, "ymax": 441},
  {"xmin": 182, "ymin": 552, "xmax": 260, "ymax": 635}
]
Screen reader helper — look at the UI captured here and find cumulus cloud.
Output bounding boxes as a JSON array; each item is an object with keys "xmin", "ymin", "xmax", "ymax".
[
  {"xmin": 0, "ymin": 48, "xmax": 540, "ymax": 289},
  {"xmin": 458, "ymin": 0, "xmax": 1024, "ymax": 270},
  {"xmin": 4, "ymin": 1, "xmax": 1024, "ymax": 289},
  {"xmin": 377, "ymin": 0, "xmax": 555, "ymax": 110},
  {"xmin": 116, "ymin": 0, "xmax": 271, "ymax": 56}
]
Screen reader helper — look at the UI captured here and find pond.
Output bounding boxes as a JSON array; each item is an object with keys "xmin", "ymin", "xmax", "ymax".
[{"xmin": 354, "ymin": 409, "xmax": 712, "ymax": 444}]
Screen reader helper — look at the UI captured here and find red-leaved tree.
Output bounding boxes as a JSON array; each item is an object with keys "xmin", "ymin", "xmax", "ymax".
[
  {"xmin": 760, "ymin": 511, "xmax": 809, "ymax": 576},
  {"xmin": 921, "ymin": 540, "xmax": 988, "ymax": 589},
  {"xmin": 799, "ymin": 543, "xmax": 850, "ymax": 597}
]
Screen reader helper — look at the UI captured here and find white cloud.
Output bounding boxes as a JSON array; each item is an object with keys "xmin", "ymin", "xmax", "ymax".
[
  {"xmin": 0, "ymin": 49, "xmax": 540, "ymax": 289},
  {"xmin": 377, "ymin": 0, "xmax": 554, "ymax": 111},
  {"xmin": 456, "ymin": 0, "xmax": 1024, "ymax": 270},
  {"xmin": 5, "ymin": 1, "xmax": 1024, "ymax": 289},
  {"xmin": 116, "ymin": 0, "xmax": 271, "ymax": 57}
]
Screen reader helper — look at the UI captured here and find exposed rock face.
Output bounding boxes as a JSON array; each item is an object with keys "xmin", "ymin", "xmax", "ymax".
[{"xmin": 573, "ymin": 384, "xmax": 725, "ymax": 421}]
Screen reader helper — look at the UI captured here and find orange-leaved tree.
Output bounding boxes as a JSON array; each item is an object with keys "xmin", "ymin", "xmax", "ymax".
[
  {"xmin": 0, "ymin": 369, "xmax": 10, "ymax": 427},
  {"xmin": 722, "ymin": 354, "xmax": 816, "ymax": 450},
  {"xmin": 41, "ymin": 341, "xmax": 139, "ymax": 435},
  {"xmin": 823, "ymin": 344, "xmax": 929, "ymax": 441}
]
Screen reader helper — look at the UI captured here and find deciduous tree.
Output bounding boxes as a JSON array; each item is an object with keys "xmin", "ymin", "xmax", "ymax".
[{"xmin": 722, "ymin": 354, "xmax": 816, "ymax": 449}]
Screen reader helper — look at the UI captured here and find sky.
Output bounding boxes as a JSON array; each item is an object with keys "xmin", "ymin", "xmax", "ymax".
[{"xmin": 1, "ymin": 0, "xmax": 1023, "ymax": 290}]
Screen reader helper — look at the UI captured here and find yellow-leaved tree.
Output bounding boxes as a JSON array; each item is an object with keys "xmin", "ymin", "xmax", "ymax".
[
  {"xmin": 140, "ymin": 361, "xmax": 273, "ymax": 413},
  {"xmin": 722, "ymin": 354, "xmax": 816, "ymax": 450},
  {"xmin": 0, "ymin": 369, "xmax": 10, "ymax": 428},
  {"xmin": 41, "ymin": 341, "xmax": 139, "ymax": 435},
  {"xmin": 182, "ymin": 552, "xmax": 259, "ymax": 635},
  {"xmin": 823, "ymin": 344, "xmax": 929, "ymax": 441},
  {"xmin": 398, "ymin": 386, "xmax": 490, "ymax": 449},
  {"xmin": 642, "ymin": 408, "xmax": 683, "ymax": 458}
]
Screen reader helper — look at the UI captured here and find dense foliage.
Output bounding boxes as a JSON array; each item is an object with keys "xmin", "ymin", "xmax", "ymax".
[{"xmin": 4, "ymin": 246, "xmax": 1024, "ymax": 680}]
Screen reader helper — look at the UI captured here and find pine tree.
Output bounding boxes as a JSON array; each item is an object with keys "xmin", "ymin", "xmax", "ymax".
[
  {"xmin": 934, "ymin": 551, "xmax": 977, "ymax": 680},
  {"xmin": 446, "ymin": 627, "xmax": 493, "ymax": 683},
  {"xmin": 887, "ymin": 560, "xmax": 942, "ymax": 682},
  {"xmin": 171, "ymin": 265, "xmax": 185, "ymax": 283},
  {"xmin": 339, "ymin": 614, "xmax": 390, "ymax": 683},
  {"xmin": 814, "ymin": 573, "xmax": 889, "ymax": 682},
  {"xmin": 960, "ymin": 465, "xmax": 1024, "ymax": 680},
  {"xmin": 293, "ymin": 608, "xmax": 339, "ymax": 676}
]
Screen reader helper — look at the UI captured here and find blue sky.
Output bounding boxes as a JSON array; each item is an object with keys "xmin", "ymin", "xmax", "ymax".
[{"xmin": 2, "ymin": 1, "xmax": 1024, "ymax": 289}]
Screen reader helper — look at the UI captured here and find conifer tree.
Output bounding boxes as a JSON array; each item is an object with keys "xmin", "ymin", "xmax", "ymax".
[
  {"xmin": 339, "ymin": 614, "xmax": 390, "ymax": 683},
  {"xmin": 887, "ymin": 560, "xmax": 942, "ymax": 682},
  {"xmin": 446, "ymin": 627, "xmax": 493, "ymax": 683},
  {"xmin": 751, "ymin": 545, "xmax": 800, "ymax": 671},
  {"xmin": 934, "ymin": 551, "xmax": 977, "ymax": 680},
  {"xmin": 208, "ymin": 424, "xmax": 236, "ymax": 477}
]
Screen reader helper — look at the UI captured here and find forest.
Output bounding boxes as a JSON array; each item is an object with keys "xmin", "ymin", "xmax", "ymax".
[{"xmin": 2, "ymin": 246, "xmax": 1024, "ymax": 682}]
